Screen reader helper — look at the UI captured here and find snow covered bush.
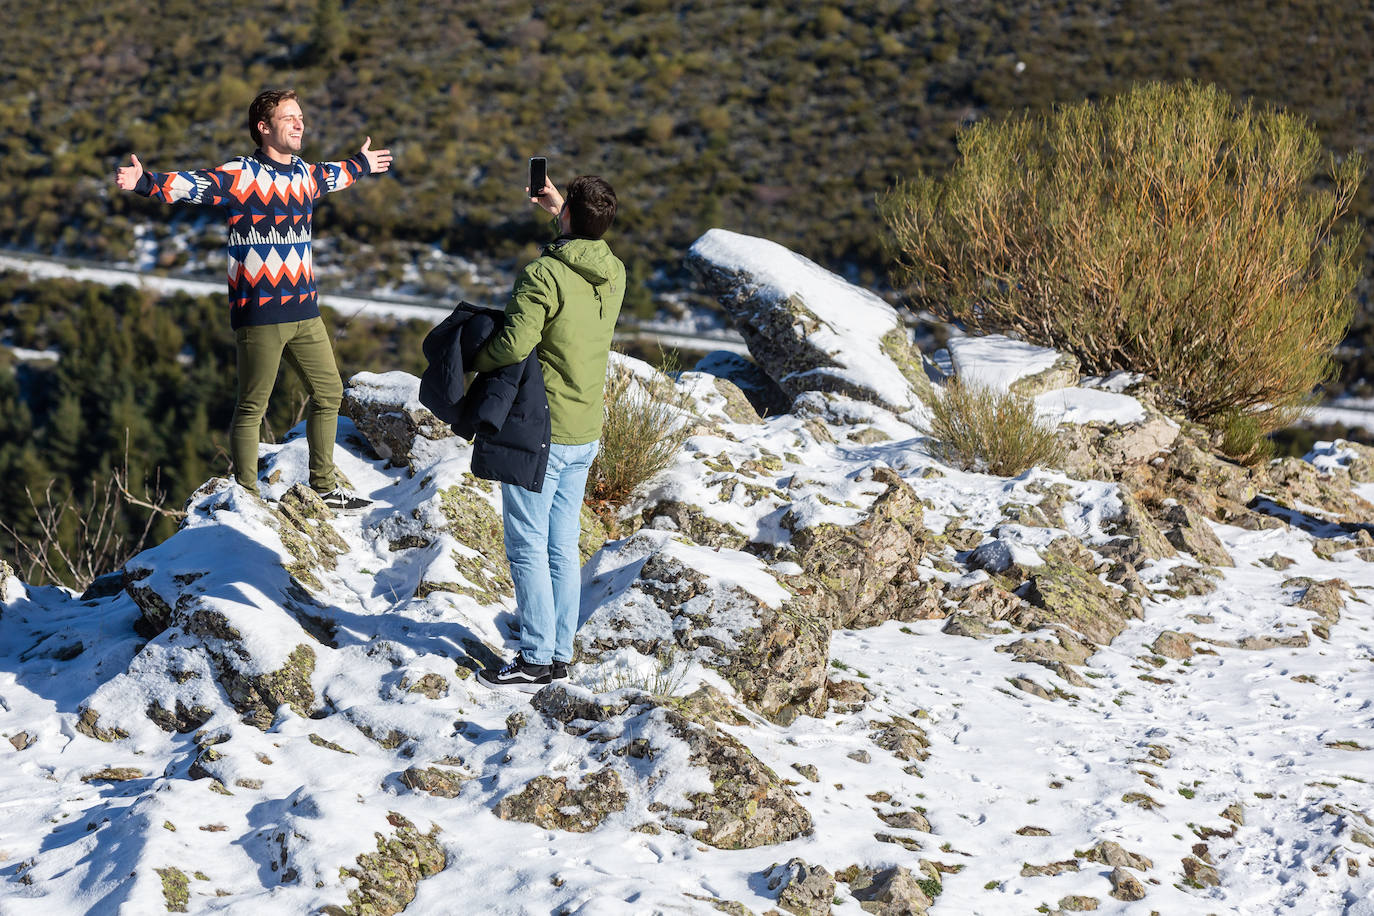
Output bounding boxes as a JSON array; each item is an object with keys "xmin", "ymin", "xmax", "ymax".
[
  {"xmin": 881, "ymin": 81, "xmax": 1363, "ymax": 435},
  {"xmin": 925, "ymin": 378, "xmax": 1060, "ymax": 476}
]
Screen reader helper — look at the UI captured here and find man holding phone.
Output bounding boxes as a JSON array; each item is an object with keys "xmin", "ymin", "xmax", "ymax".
[
  {"xmin": 113, "ymin": 89, "xmax": 391, "ymax": 510},
  {"xmin": 475, "ymin": 167, "xmax": 624, "ymax": 690}
]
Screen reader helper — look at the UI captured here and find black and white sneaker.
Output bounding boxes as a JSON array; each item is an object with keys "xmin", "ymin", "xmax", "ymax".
[
  {"xmin": 551, "ymin": 660, "xmax": 569, "ymax": 681},
  {"xmin": 318, "ymin": 488, "xmax": 372, "ymax": 512},
  {"xmin": 476, "ymin": 656, "xmax": 552, "ymax": 691}
]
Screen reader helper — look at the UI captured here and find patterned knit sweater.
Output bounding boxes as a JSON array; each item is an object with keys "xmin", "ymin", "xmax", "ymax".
[{"xmin": 134, "ymin": 150, "xmax": 371, "ymax": 329}]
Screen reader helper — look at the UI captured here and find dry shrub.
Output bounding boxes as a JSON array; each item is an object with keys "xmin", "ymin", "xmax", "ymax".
[
  {"xmin": 925, "ymin": 379, "xmax": 1061, "ymax": 476},
  {"xmin": 586, "ymin": 359, "xmax": 691, "ymax": 508},
  {"xmin": 881, "ymin": 81, "xmax": 1363, "ymax": 435}
]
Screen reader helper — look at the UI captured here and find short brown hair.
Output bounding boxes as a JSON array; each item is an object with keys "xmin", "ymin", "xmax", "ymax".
[
  {"xmin": 248, "ymin": 89, "xmax": 298, "ymax": 146},
  {"xmin": 565, "ymin": 176, "xmax": 617, "ymax": 239}
]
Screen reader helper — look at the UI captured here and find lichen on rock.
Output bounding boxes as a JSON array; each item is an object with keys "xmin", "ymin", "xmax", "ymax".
[
  {"xmin": 322, "ymin": 812, "xmax": 446, "ymax": 916},
  {"xmin": 492, "ymin": 767, "xmax": 627, "ymax": 832},
  {"xmin": 426, "ymin": 480, "xmax": 512, "ymax": 604}
]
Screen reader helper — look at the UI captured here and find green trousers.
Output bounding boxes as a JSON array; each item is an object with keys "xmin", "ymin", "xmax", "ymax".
[{"xmin": 231, "ymin": 316, "xmax": 343, "ymax": 494}]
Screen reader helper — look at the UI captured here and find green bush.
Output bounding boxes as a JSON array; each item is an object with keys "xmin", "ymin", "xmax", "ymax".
[
  {"xmin": 924, "ymin": 379, "xmax": 1061, "ymax": 477},
  {"xmin": 881, "ymin": 82, "xmax": 1364, "ymax": 434},
  {"xmin": 586, "ymin": 359, "xmax": 690, "ymax": 509}
]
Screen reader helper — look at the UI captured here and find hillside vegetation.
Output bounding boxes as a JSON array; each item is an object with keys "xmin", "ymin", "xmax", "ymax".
[{"xmin": 2, "ymin": 1, "xmax": 1372, "ymax": 324}]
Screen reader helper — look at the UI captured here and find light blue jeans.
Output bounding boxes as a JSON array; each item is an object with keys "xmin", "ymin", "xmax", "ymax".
[{"xmin": 502, "ymin": 440, "xmax": 600, "ymax": 666}]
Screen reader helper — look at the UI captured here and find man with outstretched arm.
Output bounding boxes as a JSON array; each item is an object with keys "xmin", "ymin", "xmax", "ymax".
[
  {"xmin": 113, "ymin": 88, "xmax": 391, "ymax": 511},
  {"xmin": 474, "ymin": 174, "xmax": 624, "ymax": 690}
]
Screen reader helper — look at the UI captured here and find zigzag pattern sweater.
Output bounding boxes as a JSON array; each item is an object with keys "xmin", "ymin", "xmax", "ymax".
[{"xmin": 134, "ymin": 150, "xmax": 371, "ymax": 329}]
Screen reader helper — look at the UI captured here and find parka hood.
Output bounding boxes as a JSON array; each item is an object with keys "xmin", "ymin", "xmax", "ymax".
[{"xmin": 547, "ymin": 237, "xmax": 621, "ymax": 287}]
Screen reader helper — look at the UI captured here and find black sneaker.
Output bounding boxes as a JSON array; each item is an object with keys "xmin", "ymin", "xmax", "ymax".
[
  {"xmin": 476, "ymin": 656, "xmax": 552, "ymax": 691},
  {"xmin": 318, "ymin": 488, "xmax": 372, "ymax": 512},
  {"xmin": 551, "ymin": 660, "xmax": 569, "ymax": 681}
]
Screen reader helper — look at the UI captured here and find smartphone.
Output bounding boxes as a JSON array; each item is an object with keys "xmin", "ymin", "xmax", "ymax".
[{"xmin": 528, "ymin": 157, "xmax": 547, "ymax": 198}]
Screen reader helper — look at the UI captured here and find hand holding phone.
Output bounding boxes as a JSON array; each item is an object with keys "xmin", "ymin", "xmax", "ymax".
[{"xmin": 528, "ymin": 157, "xmax": 547, "ymax": 199}]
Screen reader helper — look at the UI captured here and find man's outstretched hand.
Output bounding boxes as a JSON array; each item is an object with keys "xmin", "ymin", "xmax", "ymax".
[
  {"xmin": 360, "ymin": 137, "xmax": 392, "ymax": 173},
  {"xmin": 114, "ymin": 154, "xmax": 143, "ymax": 191}
]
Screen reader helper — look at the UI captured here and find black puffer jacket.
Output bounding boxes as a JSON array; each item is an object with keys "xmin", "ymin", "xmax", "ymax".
[{"xmin": 418, "ymin": 301, "xmax": 551, "ymax": 492}]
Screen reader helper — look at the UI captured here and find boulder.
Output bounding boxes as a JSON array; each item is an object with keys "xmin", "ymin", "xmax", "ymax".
[
  {"xmin": 687, "ymin": 228, "xmax": 928, "ymax": 413},
  {"xmin": 767, "ymin": 858, "xmax": 836, "ymax": 916},
  {"xmin": 341, "ymin": 371, "xmax": 453, "ymax": 468},
  {"xmin": 1150, "ymin": 631, "xmax": 1195, "ymax": 660},
  {"xmin": 1108, "ymin": 867, "xmax": 1146, "ymax": 901},
  {"xmin": 845, "ymin": 865, "xmax": 934, "ymax": 914}
]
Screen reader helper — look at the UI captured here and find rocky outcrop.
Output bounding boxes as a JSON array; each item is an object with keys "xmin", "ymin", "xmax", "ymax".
[
  {"xmin": 781, "ymin": 467, "xmax": 936, "ymax": 629},
  {"xmin": 660, "ymin": 706, "xmax": 813, "ymax": 849},
  {"xmin": 687, "ymin": 228, "xmax": 928, "ymax": 413},
  {"xmin": 272, "ymin": 484, "xmax": 350, "ymax": 590},
  {"xmin": 1261, "ymin": 457, "xmax": 1374, "ymax": 525},
  {"xmin": 1023, "ymin": 558, "xmax": 1142, "ymax": 646},
  {"xmin": 421, "ymin": 477, "xmax": 512, "ymax": 604},
  {"xmin": 531, "ymin": 686, "xmax": 813, "ymax": 850},
  {"xmin": 341, "ymin": 371, "xmax": 454, "ymax": 468},
  {"xmin": 580, "ymin": 538, "xmax": 830, "ymax": 724}
]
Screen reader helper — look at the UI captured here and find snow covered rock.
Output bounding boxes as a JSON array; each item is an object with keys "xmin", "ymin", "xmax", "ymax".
[
  {"xmin": 767, "ymin": 857, "xmax": 836, "ymax": 915},
  {"xmin": 841, "ymin": 864, "xmax": 935, "ymax": 914},
  {"xmin": 946, "ymin": 333, "xmax": 1079, "ymax": 396},
  {"xmin": 780, "ymin": 466, "xmax": 938, "ymax": 629},
  {"xmin": 342, "ymin": 370, "xmax": 454, "ymax": 468},
  {"xmin": 531, "ymin": 685, "xmax": 814, "ymax": 849},
  {"xmin": 687, "ymin": 228, "xmax": 931, "ymax": 414},
  {"xmin": 580, "ymin": 534, "xmax": 829, "ymax": 724},
  {"xmin": 320, "ymin": 812, "xmax": 446, "ymax": 916},
  {"xmin": 418, "ymin": 476, "xmax": 513, "ymax": 603}
]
